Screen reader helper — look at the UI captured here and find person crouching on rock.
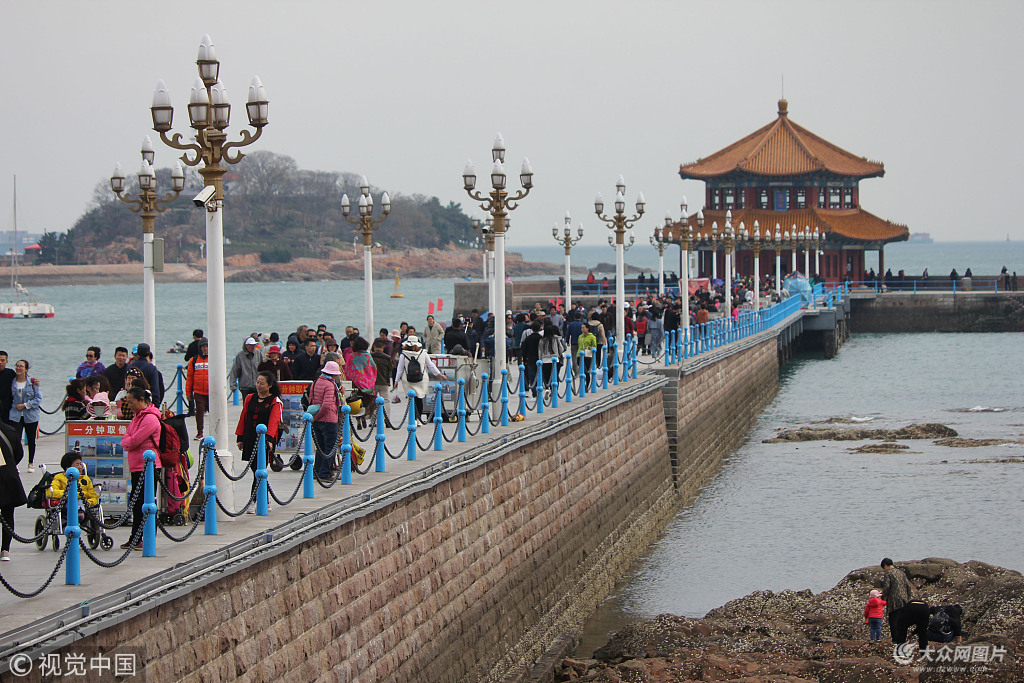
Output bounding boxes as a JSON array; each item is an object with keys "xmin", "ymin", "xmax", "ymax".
[
  {"xmin": 880, "ymin": 557, "xmax": 930, "ymax": 651},
  {"xmin": 864, "ymin": 589, "xmax": 886, "ymax": 641}
]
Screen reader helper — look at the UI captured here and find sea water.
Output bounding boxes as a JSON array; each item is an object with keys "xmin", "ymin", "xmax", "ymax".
[{"xmin": 577, "ymin": 331, "xmax": 1024, "ymax": 655}]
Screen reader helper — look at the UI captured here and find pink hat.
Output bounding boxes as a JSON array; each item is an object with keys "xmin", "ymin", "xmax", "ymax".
[
  {"xmin": 321, "ymin": 361, "xmax": 342, "ymax": 376},
  {"xmin": 267, "ymin": 345, "xmax": 281, "ymax": 354},
  {"xmin": 869, "ymin": 590, "xmax": 882, "ymax": 599}
]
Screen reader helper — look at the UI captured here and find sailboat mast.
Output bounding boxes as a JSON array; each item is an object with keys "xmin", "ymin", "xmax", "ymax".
[{"xmin": 11, "ymin": 175, "xmax": 16, "ymax": 292}]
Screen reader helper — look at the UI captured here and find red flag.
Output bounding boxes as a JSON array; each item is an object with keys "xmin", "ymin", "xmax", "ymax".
[
  {"xmin": 428, "ymin": 302, "xmax": 434, "ymax": 315},
  {"xmin": 437, "ymin": 298, "xmax": 443, "ymax": 312},
  {"xmin": 557, "ymin": 297, "xmax": 564, "ymax": 307}
]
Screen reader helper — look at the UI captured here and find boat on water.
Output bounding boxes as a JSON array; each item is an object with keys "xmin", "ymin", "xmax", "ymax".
[
  {"xmin": 1, "ymin": 176, "xmax": 55, "ymax": 318},
  {"xmin": 907, "ymin": 232, "xmax": 934, "ymax": 244}
]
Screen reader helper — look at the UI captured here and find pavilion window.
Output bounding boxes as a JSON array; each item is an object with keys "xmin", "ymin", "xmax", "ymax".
[
  {"xmin": 759, "ymin": 190, "xmax": 769, "ymax": 209},
  {"xmin": 724, "ymin": 189, "xmax": 735, "ymax": 208},
  {"xmin": 818, "ymin": 188, "xmax": 826, "ymax": 207},
  {"xmin": 796, "ymin": 189, "xmax": 806, "ymax": 209},
  {"xmin": 844, "ymin": 189, "xmax": 853, "ymax": 208},
  {"xmin": 829, "ymin": 188, "xmax": 841, "ymax": 209},
  {"xmin": 712, "ymin": 189, "xmax": 721, "ymax": 209}
]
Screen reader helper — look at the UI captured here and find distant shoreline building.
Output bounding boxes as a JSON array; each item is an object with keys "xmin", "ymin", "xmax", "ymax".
[{"xmin": 667, "ymin": 100, "xmax": 908, "ymax": 282}]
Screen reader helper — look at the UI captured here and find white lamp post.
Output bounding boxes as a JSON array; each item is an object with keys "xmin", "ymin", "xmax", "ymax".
[
  {"xmin": 151, "ymin": 34, "xmax": 269, "ymax": 505},
  {"xmin": 595, "ymin": 176, "xmax": 644, "ymax": 352},
  {"xmin": 342, "ymin": 176, "xmax": 391, "ymax": 337},
  {"xmin": 651, "ymin": 222, "xmax": 667, "ymax": 295},
  {"xmin": 552, "ymin": 211, "xmax": 583, "ymax": 315},
  {"xmin": 463, "ymin": 134, "xmax": 533, "ymax": 382}
]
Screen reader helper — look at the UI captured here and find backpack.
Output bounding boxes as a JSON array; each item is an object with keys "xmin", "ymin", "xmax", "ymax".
[
  {"xmin": 301, "ymin": 377, "xmax": 337, "ymax": 411},
  {"xmin": 927, "ymin": 605, "xmax": 958, "ymax": 641},
  {"xmin": 157, "ymin": 419, "xmax": 182, "ymax": 468},
  {"xmin": 405, "ymin": 352, "xmax": 424, "ymax": 383},
  {"xmin": 26, "ymin": 471, "xmax": 55, "ymax": 509}
]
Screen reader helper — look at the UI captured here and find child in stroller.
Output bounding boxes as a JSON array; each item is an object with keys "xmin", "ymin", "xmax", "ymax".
[{"xmin": 37, "ymin": 451, "xmax": 113, "ymax": 551}]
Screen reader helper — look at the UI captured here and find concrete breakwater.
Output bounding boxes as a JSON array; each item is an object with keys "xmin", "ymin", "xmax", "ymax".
[
  {"xmin": 851, "ymin": 291, "xmax": 1024, "ymax": 332},
  {"xmin": 1, "ymin": 330, "xmax": 788, "ymax": 681}
]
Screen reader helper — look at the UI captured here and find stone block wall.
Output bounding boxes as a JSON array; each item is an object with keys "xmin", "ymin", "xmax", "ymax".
[
  {"xmin": 851, "ymin": 293, "xmax": 1024, "ymax": 332},
  {"xmin": 63, "ymin": 386, "xmax": 673, "ymax": 683}
]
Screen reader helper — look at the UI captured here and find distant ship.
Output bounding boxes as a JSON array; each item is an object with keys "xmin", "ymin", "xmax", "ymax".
[
  {"xmin": 907, "ymin": 232, "xmax": 934, "ymax": 244},
  {"xmin": 1, "ymin": 176, "xmax": 54, "ymax": 319}
]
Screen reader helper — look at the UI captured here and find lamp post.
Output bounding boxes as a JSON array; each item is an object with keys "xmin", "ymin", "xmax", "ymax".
[
  {"xmin": 552, "ymin": 211, "xmax": 583, "ymax": 314},
  {"xmin": 813, "ymin": 229, "xmax": 822, "ymax": 278},
  {"xmin": 150, "ymin": 34, "xmax": 268, "ymax": 498},
  {"xmin": 802, "ymin": 226, "xmax": 811, "ymax": 278},
  {"xmin": 789, "ymin": 225, "xmax": 799, "ymax": 275},
  {"xmin": 721, "ymin": 211, "xmax": 736, "ymax": 318},
  {"xmin": 765, "ymin": 223, "xmax": 784, "ymax": 295},
  {"xmin": 463, "ymin": 134, "xmax": 533, "ymax": 381},
  {"xmin": 110, "ymin": 139, "xmax": 185, "ymax": 350},
  {"xmin": 342, "ymin": 176, "xmax": 391, "ymax": 337},
  {"xmin": 666, "ymin": 199, "xmax": 696, "ymax": 329},
  {"xmin": 595, "ymin": 175, "xmax": 644, "ymax": 351},
  {"xmin": 650, "ymin": 223, "xmax": 667, "ymax": 295},
  {"xmin": 750, "ymin": 221, "xmax": 763, "ymax": 311}
]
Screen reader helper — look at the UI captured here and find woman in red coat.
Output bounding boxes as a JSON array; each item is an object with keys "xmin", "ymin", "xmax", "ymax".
[
  {"xmin": 120, "ymin": 387, "xmax": 162, "ymax": 550},
  {"xmin": 235, "ymin": 372, "xmax": 283, "ymax": 510}
]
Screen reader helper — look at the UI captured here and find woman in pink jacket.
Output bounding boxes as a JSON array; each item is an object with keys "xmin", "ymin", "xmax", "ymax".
[{"xmin": 119, "ymin": 387, "xmax": 162, "ymax": 550}]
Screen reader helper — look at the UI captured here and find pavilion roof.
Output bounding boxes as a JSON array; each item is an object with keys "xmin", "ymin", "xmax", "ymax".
[
  {"xmin": 664, "ymin": 207, "xmax": 908, "ymax": 245},
  {"xmin": 678, "ymin": 100, "xmax": 885, "ymax": 180}
]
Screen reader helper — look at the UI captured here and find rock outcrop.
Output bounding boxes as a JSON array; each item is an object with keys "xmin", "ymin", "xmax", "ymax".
[{"xmin": 557, "ymin": 559, "xmax": 1023, "ymax": 682}]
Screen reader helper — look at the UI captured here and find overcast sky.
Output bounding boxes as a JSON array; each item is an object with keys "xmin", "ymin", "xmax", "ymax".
[{"xmin": 1, "ymin": 0, "xmax": 1020, "ymax": 247}]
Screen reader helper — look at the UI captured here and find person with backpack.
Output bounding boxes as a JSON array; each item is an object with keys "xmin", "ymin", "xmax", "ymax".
[
  {"xmin": 926, "ymin": 604, "xmax": 963, "ymax": 643},
  {"xmin": 120, "ymin": 387, "xmax": 162, "ymax": 550},
  {"xmin": 394, "ymin": 336, "xmax": 443, "ymax": 420},
  {"xmin": 305, "ymin": 361, "xmax": 343, "ymax": 480},
  {"xmin": 0, "ymin": 419, "xmax": 28, "ymax": 561}
]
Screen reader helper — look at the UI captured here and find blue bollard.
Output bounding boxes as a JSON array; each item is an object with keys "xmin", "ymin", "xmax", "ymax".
[
  {"xmin": 203, "ymin": 437, "xmax": 218, "ymax": 533},
  {"xmin": 481, "ymin": 373, "xmax": 491, "ymax": 434},
  {"xmin": 232, "ymin": 379, "xmax": 240, "ymax": 406},
  {"xmin": 517, "ymin": 364, "xmax": 528, "ymax": 417},
  {"xmin": 256, "ymin": 425, "xmax": 268, "ymax": 516},
  {"xmin": 578, "ymin": 350, "xmax": 588, "ymax": 397},
  {"xmin": 500, "ymin": 369, "xmax": 510, "ymax": 426},
  {"xmin": 340, "ymin": 405, "xmax": 352, "ymax": 485},
  {"xmin": 433, "ymin": 384, "xmax": 444, "ymax": 451},
  {"xmin": 142, "ymin": 450, "xmax": 157, "ymax": 557},
  {"xmin": 64, "ymin": 467, "xmax": 80, "ymax": 585},
  {"xmin": 457, "ymin": 378, "xmax": 467, "ymax": 442},
  {"xmin": 631, "ymin": 337, "xmax": 638, "ymax": 379},
  {"xmin": 375, "ymin": 397, "xmax": 387, "ymax": 473},
  {"xmin": 175, "ymin": 364, "xmax": 184, "ymax": 415},
  {"xmin": 550, "ymin": 357, "xmax": 559, "ymax": 408},
  {"xmin": 563, "ymin": 352, "xmax": 574, "ymax": 402},
  {"xmin": 609, "ymin": 339, "xmax": 618, "ymax": 387},
  {"xmin": 407, "ymin": 390, "xmax": 418, "ymax": 460},
  {"xmin": 535, "ymin": 360, "xmax": 544, "ymax": 414},
  {"xmin": 302, "ymin": 415, "xmax": 315, "ymax": 498}
]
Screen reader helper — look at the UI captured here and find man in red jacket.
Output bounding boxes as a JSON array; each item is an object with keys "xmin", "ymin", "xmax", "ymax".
[{"xmin": 186, "ymin": 338, "xmax": 209, "ymax": 440}]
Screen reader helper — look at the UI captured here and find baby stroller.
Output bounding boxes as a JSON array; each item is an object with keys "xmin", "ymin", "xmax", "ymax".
[{"xmin": 34, "ymin": 486, "xmax": 113, "ymax": 551}]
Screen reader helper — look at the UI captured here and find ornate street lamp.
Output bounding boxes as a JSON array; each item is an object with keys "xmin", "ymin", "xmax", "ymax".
[
  {"xmin": 651, "ymin": 222, "xmax": 667, "ymax": 295},
  {"xmin": 595, "ymin": 175, "xmax": 644, "ymax": 351},
  {"xmin": 150, "ymin": 34, "xmax": 268, "ymax": 492},
  {"xmin": 342, "ymin": 176, "xmax": 391, "ymax": 337},
  {"xmin": 472, "ymin": 217, "xmax": 496, "ymax": 317},
  {"xmin": 665, "ymin": 198, "xmax": 696, "ymax": 329},
  {"xmin": 552, "ymin": 211, "xmax": 584, "ymax": 314},
  {"xmin": 110, "ymin": 139, "xmax": 185, "ymax": 350},
  {"xmin": 721, "ymin": 211, "xmax": 736, "ymax": 318},
  {"xmin": 463, "ymin": 134, "xmax": 533, "ymax": 380},
  {"xmin": 749, "ymin": 221, "xmax": 763, "ymax": 310}
]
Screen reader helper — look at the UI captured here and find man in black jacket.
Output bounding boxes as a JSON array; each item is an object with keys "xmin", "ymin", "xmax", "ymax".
[
  {"xmin": 443, "ymin": 319, "xmax": 471, "ymax": 355},
  {"xmin": 291, "ymin": 339, "xmax": 322, "ymax": 381}
]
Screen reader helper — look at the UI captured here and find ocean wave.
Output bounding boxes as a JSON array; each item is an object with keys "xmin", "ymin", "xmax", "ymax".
[{"xmin": 950, "ymin": 406, "xmax": 1007, "ymax": 413}]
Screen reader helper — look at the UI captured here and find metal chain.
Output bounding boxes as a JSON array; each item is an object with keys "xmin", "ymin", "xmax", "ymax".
[
  {"xmin": 0, "ymin": 536, "xmax": 70, "ymax": 598},
  {"xmin": 212, "ymin": 445, "xmax": 256, "ymax": 482},
  {"xmin": 351, "ymin": 441, "xmax": 376, "ymax": 475},
  {"xmin": 156, "ymin": 508, "xmax": 205, "ymax": 543},
  {"xmin": 78, "ymin": 514, "xmax": 150, "ymax": 568},
  {"xmin": 267, "ymin": 462, "xmax": 308, "ymax": 506},
  {"xmin": 38, "ymin": 420, "xmax": 67, "ymax": 436},
  {"xmin": 93, "ymin": 479, "xmax": 145, "ymax": 530},
  {"xmin": 0, "ymin": 490, "xmax": 69, "ymax": 543},
  {"xmin": 156, "ymin": 473, "xmax": 192, "ymax": 501},
  {"xmin": 215, "ymin": 486, "xmax": 258, "ymax": 518}
]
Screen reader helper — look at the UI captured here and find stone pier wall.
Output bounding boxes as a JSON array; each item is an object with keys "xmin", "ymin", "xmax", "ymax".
[
  {"xmin": 56, "ymin": 384, "xmax": 675, "ymax": 683},
  {"xmin": 851, "ymin": 293, "xmax": 1024, "ymax": 332}
]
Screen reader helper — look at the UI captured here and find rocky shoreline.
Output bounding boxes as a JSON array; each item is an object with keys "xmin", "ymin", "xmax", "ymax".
[{"xmin": 556, "ymin": 559, "xmax": 1023, "ymax": 682}]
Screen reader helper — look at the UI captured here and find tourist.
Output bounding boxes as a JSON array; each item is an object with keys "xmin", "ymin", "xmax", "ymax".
[
  {"xmin": 578, "ymin": 322, "xmax": 598, "ymax": 390},
  {"xmin": 307, "ymin": 361, "xmax": 343, "ymax": 480},
  {"xmin": 75, "ymin": 347, "xmax": 105, "ymax": 379},
  {"xmin": 120, "ymin": 386, "xmax": 162, "ymax": 550},
  {"xmin": 370, "ymin": 339, "xmax": 394, "ymax": 402},
  {"xmin": 116, "ymin": 368, "xmax": 150, "ymax": 420},
  {"xmin": 323, "ymin": 336, "xmax": 340, "ymax": 362},
  {"xmin": 377, "ymin": 328, "xmax": 394, "ymax": 357},
  {"xmin": 183, "ymin": 329, "xmax": 204, "ymax": 363},
  {"xmin": 61, "ymin": 379, "xmax": 90, "ymax": 421},
  {"xmin": 0, "ymin": 352, "xmax": 15, "ymax": 425},
  {"xmin": 443, "ymin": 318, "xmax": 471, "ymax": 356},
  {"xmin": 84, "ymin": 375, "xmax": 112, "ymax": 403},
  {"xmin": 0, "ymin": 418, "xmax": 28, "ymax": 562},
  {"xmin": 48, "ymin": 451, "xmax": 99, "ymax": 525},
  {"xmin": 587, "ymin": 313, "xmax": 607, "ymax": 369},
  {"xmin": 863, "ymin": 590, "xmax": 886, "ymax": 642},
  {"xmin": 9, "ymin": 360, "xmax": 41, "ymax": 473},
  {"xmin": 647, "ymin": 307, "xmax": 664, "ymax": 357},
  {"xmin": 87, "ymin": 392, "xmax": 112, "ymax": 419},
  {"xmin": 228, "ymin": 337, "xmax": 264, "ymax": 401},
  {"xmin": 926, "ymin": 604, "xmax": 963, "ymax": 644},
  {"xmin": 394, "ymin": 336, "xmax": 443, "ymax": 420},
  {"xmin": 291, "ymin": 339, "xmax": 320, "ymax": 381},
  {"xmin": 564, "ymin": 311, "xmax": 583, "ymax": 371},
  {"xmin": 880, "ymin": 557, "xmax": 929, "ymax": 651},
  {"xmin": 236, "ymin": 371, "xmax": 284, "ymax": 507},
  {"xmin": 129, "ymin": 343, "xmax": 163, "ymax": 406},
  {"xmin": 257, "ymin": 344, "xmax": 292, "ymax": 383},
  {"xmin": 102, "ymin": 347, "xmax": 130, "ymax": 398},
  {"xmin": 281, "ymin": 339, "xmax": 301, "ymax": 365},
  {"xmin": 186, "ymin": 338, "xmax": 210, "ymax": 440},
  {"xmin": 511, "ymin": 313, "xmax": 529, "ymax": 365},
  {"xmin": 520, "ymin": 320, "xmax": 543, "ymax": 396},
  {"xmin": 423, "ymin": 315, "xmax": 444, "ymax": 354},
  {"xmin": 538, "ymin": 321, "xmax": 566, "ymax": 392}
]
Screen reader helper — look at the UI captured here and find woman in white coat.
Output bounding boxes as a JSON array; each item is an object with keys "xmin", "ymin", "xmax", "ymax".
[{"xmin": 393, "ymin": 336, "xmax": 444, "ymax": 420}]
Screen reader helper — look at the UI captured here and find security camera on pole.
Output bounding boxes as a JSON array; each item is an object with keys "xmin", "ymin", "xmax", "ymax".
[
  {"xmin": 462, "ymin": 134, "xmax": 533, "ymax": 385},
  {"xmin": 150, "ymin": 34, "xmax": 269, "ymax": 508},
  {"xmin": 595, "ymin": 176, "xmax": 644, "ymax": 356}
]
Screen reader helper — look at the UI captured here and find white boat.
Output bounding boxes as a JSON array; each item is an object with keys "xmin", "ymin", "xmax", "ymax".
[{"xmin": 1, "ymin": 176, "xmax": 54, "ymax": 319}]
